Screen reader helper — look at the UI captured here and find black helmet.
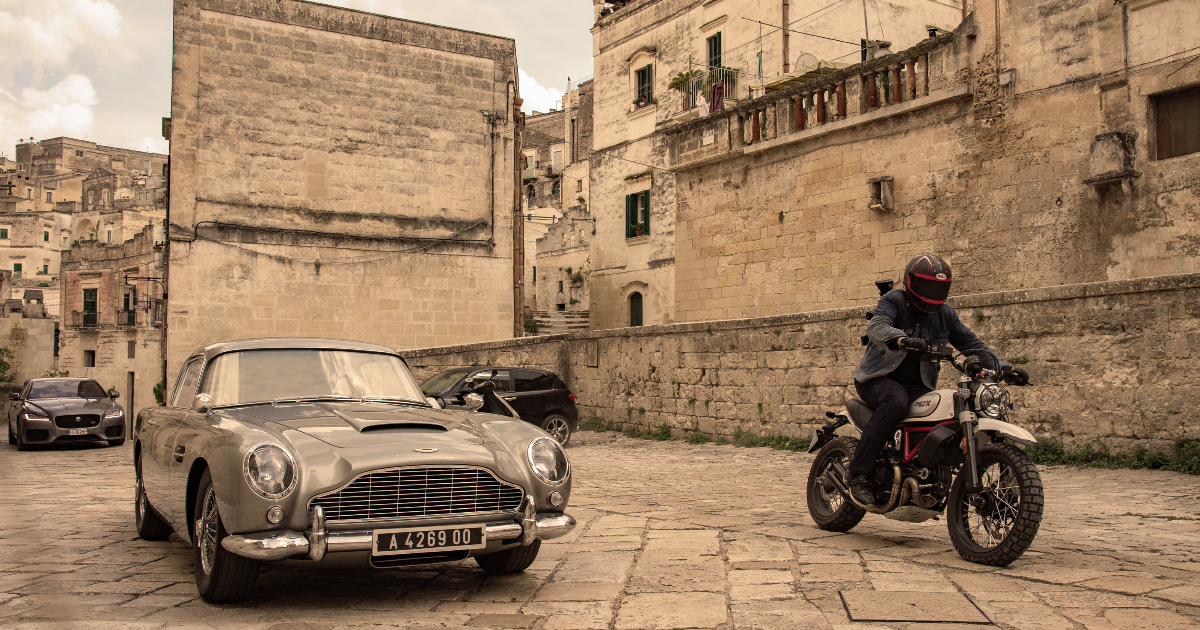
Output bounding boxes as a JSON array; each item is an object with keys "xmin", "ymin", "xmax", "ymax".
[{"xmin": 903, "ymin": 254, "xmax": 952, "ymax": 314}]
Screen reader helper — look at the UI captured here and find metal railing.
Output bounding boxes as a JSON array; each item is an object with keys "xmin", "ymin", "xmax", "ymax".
[
  {"xmin": 70, "ymin": 311, "xmax": 100, "ymax": 329},
  {"xmin": 117, "ymin": 310, "xmax": 137, "ymax": 328},
  {"xmin": 676, "ymin": 67, "xmax": 739, "ymax": 113}
]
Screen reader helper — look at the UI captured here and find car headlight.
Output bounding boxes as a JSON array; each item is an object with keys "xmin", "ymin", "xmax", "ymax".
[
  {"xmin": 975, "ymin": 383, "xmax": 1010, "ymax": 419},
  {"xmin": 104, "ymin": 409, "xmax": 123, "ymax": 419},
  {"xmin": 528, "ymin": 437, "xmax": 570, "ymax": 486},
  {"xmin": 23, "ymin": 410, "xmax": 47, "ymax": 420},
  {"xmin": 244, "ymin": 445, "xmax": 297, "ymax": 498}
]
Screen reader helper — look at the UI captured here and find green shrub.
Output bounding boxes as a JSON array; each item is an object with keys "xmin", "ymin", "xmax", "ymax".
[
  {"xmin": 579, "ymin": 417, "xmax": 618, "ymax": 432},
  {"xmin": 646, "ymin": 423, "xmax": 672, "ymax": 441},
  {"xmin": 732, "ymin": 427, "xmax": 811, "ymax": 452},
  {"xmin": 1024, "ymin": 438, "xmax": 1200, "ymax": 475},
  {"xmin": 686, "ymin": 433, "xmax": 712, "ymax": 445}
]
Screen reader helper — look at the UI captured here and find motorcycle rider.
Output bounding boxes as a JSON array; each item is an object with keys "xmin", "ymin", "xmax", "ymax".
[{"xmin": 847, "ymin": 254, "xmax": 1014, "ymax": 506}]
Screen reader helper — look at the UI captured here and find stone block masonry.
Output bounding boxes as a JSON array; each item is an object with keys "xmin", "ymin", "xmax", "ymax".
[
  {"xmin": 167, "ymin": 0, "xmax": 520, "ymax": 384},
  {"xmin": 406, "ymin": 273, "xmax": 1200, "ymax": 452}
]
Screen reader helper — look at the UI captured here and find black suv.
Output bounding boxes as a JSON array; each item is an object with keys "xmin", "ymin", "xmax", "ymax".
[{"xmin": 420, "ymin": 367, "xmax": 579, "ymax": 445}]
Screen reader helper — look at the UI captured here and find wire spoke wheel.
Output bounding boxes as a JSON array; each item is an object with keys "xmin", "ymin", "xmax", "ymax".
[
  {"xmin": 948, "ymin": 442, "xmax": 1043, "ymax": 566},
  {"xmin": 806, "ymin": 436, "xmax": 865, "ymax": 531},
  {"xmin": 198, "ymin": 486, "xmax": 220, "ymax": 575}
]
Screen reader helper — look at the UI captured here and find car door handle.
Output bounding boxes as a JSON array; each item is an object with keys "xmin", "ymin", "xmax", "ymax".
[
  {"xmin": 146, "ymin": 420, "xmax": 158, "ymax": 426},
  {"xmin": 502, "ymin": 396, "xmax": 516, "ymax": 401}
]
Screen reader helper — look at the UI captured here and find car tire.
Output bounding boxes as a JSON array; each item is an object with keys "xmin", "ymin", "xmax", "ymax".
[
  {"xmin": 134, "ymin": 456, "xmax": 172, "ymax": 541},
  {"xmin": 475, "ymin": 539, "xmax": 541, "ymax": 574},
  {"xmin": 540, "ymin": 414, "xmax": 572, "ymax": 446},
  {"xmin": 15, "ymin": 421, "xmax": 29, "ymax": 451},
  {"xmin": 7, "ymin": 421, "xmax": 14, "ymax": 445},
  {"xmin": 193, "ymin": 468, "xmax": 260, "ymax": 602},
  {"xmin": 108, "ymin": 437, "xmax": 126, "ymax": 447}
]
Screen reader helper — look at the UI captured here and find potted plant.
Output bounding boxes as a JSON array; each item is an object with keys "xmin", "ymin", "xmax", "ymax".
[{"xmin": 630, "ymin": 222, "xmax": 645, "ymax": 237}]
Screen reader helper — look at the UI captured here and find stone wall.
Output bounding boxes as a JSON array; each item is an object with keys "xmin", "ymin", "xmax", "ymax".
[
  {"xmin": 0, "ymin": 315, "xmax": 56, "ymax": 384},
  {"xmin": 167, "ymin": 0, "xmax": 520, "ymax": 385},
  {"xmin": 405, "ymin": 273, "xmax": 1200, "ymax": 452}
]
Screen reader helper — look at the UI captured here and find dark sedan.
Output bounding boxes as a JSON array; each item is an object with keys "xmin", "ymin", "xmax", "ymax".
[
  {"xmin": 420, "ymin": 367, "xmax": 579, "ymax": 445},
  {"xmin": 7, "ymin": 378, "xmax": 125, "ymax": 450}
]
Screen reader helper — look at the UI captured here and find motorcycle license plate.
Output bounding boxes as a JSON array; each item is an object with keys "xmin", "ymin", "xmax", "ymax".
[
  {"xmin": 68, "ymin": 429, "xmax": 88, "ymax": 436},
  {"xmin": 372, "ymin": 525, "xmax": 485, "ymax": 556}
]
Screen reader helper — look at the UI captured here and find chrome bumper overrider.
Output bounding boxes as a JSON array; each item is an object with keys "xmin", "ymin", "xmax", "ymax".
[{"xmin": 222, "ymin": 505, "xmax": 576, "ymax": 562}]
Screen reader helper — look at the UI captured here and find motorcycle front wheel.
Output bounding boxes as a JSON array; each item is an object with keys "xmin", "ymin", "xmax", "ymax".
[
  {"xmin": 947, "ymin": 442, "xmax": 1044, "ymax": 566},
  {"xmin": 807, "ymin": 436, "xmax": 866, "ymax": 531}
]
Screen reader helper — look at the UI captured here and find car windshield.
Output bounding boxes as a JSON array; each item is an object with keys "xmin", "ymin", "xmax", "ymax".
[
  {"xmin": 29, "ymin": 380, "xmax": 107, "ymax": 399},
  {"xmin": 420, "ymin": 370, "xmax": 469, "ymax": 396},
  {"xmin": 200, "ymin": 349, "xmax": 426, "ymax": 407}
]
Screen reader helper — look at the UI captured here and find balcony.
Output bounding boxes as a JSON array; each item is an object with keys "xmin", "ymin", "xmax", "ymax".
[
  {"xmin": 673, "ymin": 66, "xmax": 740, "ymax": 117},
  {"xmin": 524, "ymin": 167, "xmax": 539, "ymax": 181},
  {"xmin": 116, "ymin": 309, "xmax": 137, "ymax": 329},
  {"xmin": 69, "ymin": 311, "xmax": 101, "ymax": 329}
]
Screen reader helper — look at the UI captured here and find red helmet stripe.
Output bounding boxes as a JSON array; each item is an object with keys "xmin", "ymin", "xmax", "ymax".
[{"xmin": 909, "ymin": 271, "xmax": 951, "ymax": 282}]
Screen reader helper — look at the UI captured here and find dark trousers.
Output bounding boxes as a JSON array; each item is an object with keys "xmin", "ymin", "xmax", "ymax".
[{"xmin": 848, "ymin": 377, "xmax": 931, "ymax": 475}]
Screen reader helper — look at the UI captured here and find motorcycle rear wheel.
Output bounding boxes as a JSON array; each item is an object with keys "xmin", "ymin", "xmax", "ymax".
[
  {"xmin": 807, "ymin": 436, "xmax": 866, "ymax": 531},
  {"xmin": 947, "ymin": 443, "xmax": 1043, "ymax": 566}
]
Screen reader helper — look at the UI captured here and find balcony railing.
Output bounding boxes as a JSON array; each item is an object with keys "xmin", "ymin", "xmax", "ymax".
[
  {"xmin": 117, "ymin": 309, "xmax": 137, "ymax": 328},
  {"xmin": 70, "ymin": 311, "xmax": 100, "ymax": 329},
  {"xmin": 524, "ymin": 167, "xmax": 539, "ymax": 180},
  {"xmin": 667, "ymin": 33, "xmax": 959, "ymax": 169},
  {"xmin": 676, "ymin": 67, "xmax": 740, "ymax": 113}
]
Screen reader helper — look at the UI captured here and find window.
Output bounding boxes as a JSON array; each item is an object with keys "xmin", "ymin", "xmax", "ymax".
[
  {"xmin": 128, "ymin": 340, "xmax": 136, "ymax": 359},
  {"xmin": 1156, "ymin": 86, "xmax": 1200, "ymax": 160},
  {"xmin": 558, "ymin": 280, "xmax": 564, "ymax": 292},
  {"xmin": 172, "ymin": 358, "xmax": 204, "ymax": 407},
  {"xmin": 707, "ymin": 33, "xmax": 722, "ymax": 69},
  {"xmin": 41, "ymin": 265, "xmax": 47, "ymax": 274},
  {"xmin": 12, "ymin": 263, "xmax": 21, "ymax": 277},
  {"xmin": 515, "ymin": 370, "xmax": 553, "ymax": 392},
  {"xmin": 630, "ymin": 292, "xmax": 643, "ymax": 327},
  {"xmin": 576, "ymin": 179, "xmax": 583, "ymax": 192},
  {"xmin": 26, "ymin": 188, "xmax": 31, "ymax": 199},
  {"xmin": 88, "ymin": 190, "xmax": 94, "ymax": 205},
  {"xmin": 635, "ymin": 65, "xmax": 654, "ymax": 105},
  {"xmin": 45, "ymin": 192, "xmax": 52, "ymax": 203},
  {"xmin": 552, "ymin": 149, "xmax": 563, "ymax": 170},
  {"xmin": 526, "ymin": 184, "xmax": 536, "ymax": 207},
  {"xmin": 76, "ymin": 150, "xmax": 84, "ymax": 157},
  {"xmin": 106, "ymin": 229, "xmax": 112, "ymax": 243},
  {"xmin": 532, "ymin": 266, "xmax": 536, "ymax": 283},
  {"xmin": 84, "ymin": 350, "xmax": 96, "ymax": 368},
  {"xmin": 83, "ymin": 288, "xmax": 97, "ymax": 313},
  {"xmin": 626, "ymin": 190, "xmax": 650, "ymax": 238},
  {"xmin": 43, "ymin": 231, "xmax": 49, "ymax": 242},
  {"xmin": 0, "ymin": 228, "xmax": 7, "ymax": 239},
  {"xmin": 53, "ymin": 328, "xmax": 59, "ymax": 358},
  {"xmin": 101, "ymin": 188, "xmax": 108, "ymax": 204},
  {"xmin": 552, "ymin": 180, "xmax": 560, "ymax": 196},
  {"xmin": 469, "ymin": 370, "xmax": 510, "ymax": 392},
  {"xmin": 62, "ymin": 236, "xmax": 67, "ymax": 247}
]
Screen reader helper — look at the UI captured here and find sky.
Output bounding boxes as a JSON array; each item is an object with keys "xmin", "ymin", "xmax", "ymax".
[{"xmin": 0, "ymin": 0, "xmax": 595, "ymax": 160}]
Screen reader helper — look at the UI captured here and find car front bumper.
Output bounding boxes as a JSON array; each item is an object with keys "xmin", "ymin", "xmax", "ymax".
[
  {"xmin": 221, "ymin": 496, "xmax": 575, "ymax": 562},
  {"xmin": 20, "ymin": 415, "xmax": 125, "ymax": 444}
]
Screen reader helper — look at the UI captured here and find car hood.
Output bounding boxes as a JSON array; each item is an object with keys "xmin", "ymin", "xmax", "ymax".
[
  {"xmin": 235, "ymin": 401, "xmax": 491, "ymax": 451},
  {"xmin": 26, "ymin": 398, "xmax": 115, "ymax": 415}
]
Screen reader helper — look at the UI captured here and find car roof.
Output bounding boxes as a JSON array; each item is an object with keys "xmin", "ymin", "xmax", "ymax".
[
  {"xmin": 28, "ymin": 378, "xmax": 97, "ymax": 384},
  {"xmin": 438, "ymin": 366, "xmax": 552, "ymax": 375},
  {"xmin": 188, "ymin": 337, "xmax": 399, "ymax": 363}
]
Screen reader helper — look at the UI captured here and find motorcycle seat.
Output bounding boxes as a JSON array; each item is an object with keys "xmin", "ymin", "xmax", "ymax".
[{"xmin": 845, "ymin": 398, "xmax": 872, "ymax": 432}]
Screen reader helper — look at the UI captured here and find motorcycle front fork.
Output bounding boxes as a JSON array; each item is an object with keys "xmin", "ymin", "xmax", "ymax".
[{"xmin": 960, "ymin": 412, "xmax": 984, "ymax": 504}]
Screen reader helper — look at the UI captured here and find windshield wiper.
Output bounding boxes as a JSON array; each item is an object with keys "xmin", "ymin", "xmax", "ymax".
[
  {"xmin": 359, "ymin": 395, "xmax": 425, "ymax": 406},
  {"xmin": 271, "ymin": 394, "xmax": 353, "ymax": 407}
]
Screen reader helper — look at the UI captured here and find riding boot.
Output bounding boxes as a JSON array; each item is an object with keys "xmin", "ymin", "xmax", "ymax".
[{"xmin": 847, "ymin": 473, "xmax": 876, "ymax": 506}]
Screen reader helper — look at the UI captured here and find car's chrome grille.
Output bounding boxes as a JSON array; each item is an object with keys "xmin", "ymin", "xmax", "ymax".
[
  {"xmin": 309, "ymin": 467, "xmax": 525, "ymax": 522},
  {"xmin": 54, "ymin": 414, "xmax": 100, "ymax": 429}
]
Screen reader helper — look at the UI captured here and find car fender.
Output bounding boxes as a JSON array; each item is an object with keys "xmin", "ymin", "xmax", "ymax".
[{"xmin": 472, "ymin": 412, "xmax": 573, "ymax": 511}]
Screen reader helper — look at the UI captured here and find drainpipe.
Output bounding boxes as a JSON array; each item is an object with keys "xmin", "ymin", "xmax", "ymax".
[
  {"xmin": 782, "ymin": 0, "xmax": 790, "ymax": 74},
  {"xmin": 512, "ymin": 83, "xmax": 525, "ymax": 338}
]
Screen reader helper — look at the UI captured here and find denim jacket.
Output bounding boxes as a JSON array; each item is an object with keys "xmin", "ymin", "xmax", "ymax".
[{"xmin": 853, "ymin": 289, "xmax": 995, "ymax": 389}]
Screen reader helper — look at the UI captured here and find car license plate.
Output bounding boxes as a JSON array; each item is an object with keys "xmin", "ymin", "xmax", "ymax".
[
  {"xmin": 372, "ymin": 525, "xmax": 485, "ymax": 556},
  {"xmin": 68, "ymin": 429, "xmax": 88, "ymax": 436}
]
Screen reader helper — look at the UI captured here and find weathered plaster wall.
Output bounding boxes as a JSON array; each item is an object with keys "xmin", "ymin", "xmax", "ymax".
[
  {"xmin": 406, "ymin": 274, "xmax": 1200, "ymax": 452},
  {"xmin": 167, "ymin": 0, "xmax": 519, "ymax": 385},
  {"xmin": 0, "ymin": 315, "xmax": 56, "ymax": 384}
]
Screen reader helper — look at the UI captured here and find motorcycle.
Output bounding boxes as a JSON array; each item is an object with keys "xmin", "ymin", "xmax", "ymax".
[{"xmin": 806, "ymin": 340, "xmax": 1043, "ymax": 566}]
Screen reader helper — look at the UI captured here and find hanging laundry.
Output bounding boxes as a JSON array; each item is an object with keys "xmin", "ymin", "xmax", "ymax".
[{"xmin": 710, "ymin": 81, "xmax": 725, "ymax": 112}]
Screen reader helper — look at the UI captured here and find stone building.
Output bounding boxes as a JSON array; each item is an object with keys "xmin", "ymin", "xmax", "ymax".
[
  {"xmin": 521, "ymin": 109, "xmax": 566, "ymax": 315},
  {"xmin": 166, "ymin": 0, "xmax": 522, "ymax": 383},
  {"xmin": 7, "ymin": 137, "xmax": 166, "ymax": 216},
  {"xmin": 584, "ymin": 0, "xmax": 965, "ymax": 330},
  {"xmin": 57, "ymin": 224, "xmax": 166, "ymax": 415},
  {"xmin": 664, "ymin": 0, "xmax": 1200, "ymax": 318},
  {"xmin": 77, "ymin": 167, "xmax": 167, "ymax": 245}
]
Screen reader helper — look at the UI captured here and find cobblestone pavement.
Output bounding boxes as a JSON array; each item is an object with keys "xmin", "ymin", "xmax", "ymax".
[{"xmin": 3, "ymin": 432, "xmax": 1200, "ymax": 630}]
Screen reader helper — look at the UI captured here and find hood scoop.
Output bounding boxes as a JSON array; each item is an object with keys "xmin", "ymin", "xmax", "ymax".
[
  {"xmin": 358, "ymin": 422, "xmax": 448, "ymax": 433},
  {"xmin": 326, "ymin": 407, "xmax": 452, "ymax": 433}
]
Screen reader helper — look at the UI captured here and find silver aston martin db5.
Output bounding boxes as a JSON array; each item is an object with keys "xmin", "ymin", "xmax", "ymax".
[{"xmin": 134, "ymin": 338, "xmax": 575, "ymax": 602}]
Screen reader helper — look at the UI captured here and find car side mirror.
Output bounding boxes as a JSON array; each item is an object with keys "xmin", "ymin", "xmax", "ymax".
[
  {"xmin": 464, "ymin": 392, "xmax": 485, "ymax": 412},
  {"xmin": 8, "ymin": 392, "xmax": 19, "ymax": 401},
  {"xmin": 192, "ymin": 393, "xmax": 212, "ymax": 414},
  {"xmin": 110, "ymin": 391, "xmax": 120, "ymax": 399}
]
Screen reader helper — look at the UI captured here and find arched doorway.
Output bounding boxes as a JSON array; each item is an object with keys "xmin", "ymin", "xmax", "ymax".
[{"xmin": 629, "ymin": 292, "xmax": 643, "ymax": 327}]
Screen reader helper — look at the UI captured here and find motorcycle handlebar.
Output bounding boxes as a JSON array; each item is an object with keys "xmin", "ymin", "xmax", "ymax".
[{"xmin": 908, "ymin": 347, "xmax": 1031, "ymax": 386}]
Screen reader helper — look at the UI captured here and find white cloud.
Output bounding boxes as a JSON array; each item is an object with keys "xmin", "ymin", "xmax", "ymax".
[
  {"xmin": 130, "ymin": 136, "xmax": 168, "ymax": 154},
  {"xmin": 0, "ymin": 0, "xmax": 122, "ymax": 83},
  {"xmin": 0, "ymin": 75, "xmax": 99, "ymax": 158},
  {"xmin": 518, "ymin": 69, "xmax": 563, "ymax": 115}
]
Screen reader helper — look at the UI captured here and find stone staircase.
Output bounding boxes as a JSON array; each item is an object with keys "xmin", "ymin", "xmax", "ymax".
[{"xmin": 528, "ymin": 310, "xmax": 590, "ymax": 336}]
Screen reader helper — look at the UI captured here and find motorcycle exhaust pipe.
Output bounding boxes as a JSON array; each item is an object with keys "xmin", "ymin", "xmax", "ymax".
[
  {"xmin": 827, "ymin": 462, "xmax": 905, "ymax": 514},
  {"xmin": 903, "ymin": 476, "xmax": 938, "ymax": 509}
]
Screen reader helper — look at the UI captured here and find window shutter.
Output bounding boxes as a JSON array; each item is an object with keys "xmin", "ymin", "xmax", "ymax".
[
  {"xmin": 642, "ymin": 191, "xmax": 651, "ymax": 236},
  {"xmin": 646, "ymin": 64, "xmax": 654, "ymax": 103}
]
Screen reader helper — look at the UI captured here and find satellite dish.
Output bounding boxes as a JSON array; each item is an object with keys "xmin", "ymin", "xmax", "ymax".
[{"xmin": 795, "ymin": 53, "xmax": 818, "ymax": 70}]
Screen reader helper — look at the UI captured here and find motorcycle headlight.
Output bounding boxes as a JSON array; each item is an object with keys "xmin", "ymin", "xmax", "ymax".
[
  {"xmin": 975, "ymin": 383, "xmax": 1010, "ymax": 419},
  {"xmin": 527, "ymin": 437, "xmax": 570, "ymax": 486},
  {"xmin": 244, "ymin": 445, "xmax": 297, "ymax": 498},
  {"xmin": 104, "ymin": 408, "xmax": 123, "ymax": 419}
]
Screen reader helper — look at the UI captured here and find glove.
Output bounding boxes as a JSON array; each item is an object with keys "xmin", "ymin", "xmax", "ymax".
[
  {"xmin": 1012, "ymin": 367, "xmax": 1030, "ymax": 386},
  {"xmin": 899, "ymin": 337, "xmax": 928, "ymax": 353}
]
